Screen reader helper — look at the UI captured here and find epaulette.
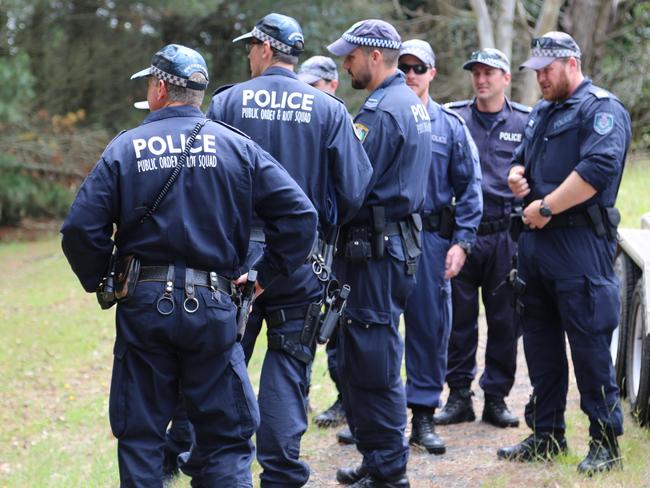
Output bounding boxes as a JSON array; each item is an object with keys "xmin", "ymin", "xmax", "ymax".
[
  {"xmin": 589, "ymin": 86, "xmax": 612, "ymax": 99},
  {"xmin": 363, "ymin": 88, "xmax": 386, "ymax": 111},
  {"xmin": 510, "ymin": 101, "xmax": 532, "ymax": 113},
  {"xmin": 441, "ymin": 105, "xmax": 467, "ymax": 124},
  {"xmin": 444, "ymin": 99, "xmax": 472, "ymax": 110},
  {"xmin": 211, "ymin": 119, "xmax": 251, "ymax": 140},
  {"xmin": 325, "ymin": 91, "xmax": 346, "ymax": 105},
  {"xmin": 212, "ymin": 83, "xmax": 235, "ymax": 97}
]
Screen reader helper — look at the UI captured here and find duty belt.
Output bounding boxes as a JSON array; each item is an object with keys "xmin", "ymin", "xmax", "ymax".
[
  {"xmin": 478, "ymin": 216, "xmax": 510, "ymax": 235},
  {"xmin": 139, "ymin": 265, "xmax": 235, "ymax": 315},
  {"xmin": 524, "ymin": 212, "xmax": 590, "ymax": 231}
]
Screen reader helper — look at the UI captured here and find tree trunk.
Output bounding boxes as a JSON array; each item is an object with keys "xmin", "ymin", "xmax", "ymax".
[
  {"xmin": 520, "ymin": 0, "xmax": 564, "ymax": 107},
  {"xmin": 470, "ymin": 0, "xmax": 495, "ymax": 48},
  {"xmin": 496, "ymin": 0, "xmax": 517, "ymax": 61}
]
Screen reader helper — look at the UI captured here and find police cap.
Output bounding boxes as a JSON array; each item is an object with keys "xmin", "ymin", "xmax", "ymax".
[
  {"xmin": 327, "ymin": 19, "xmax": 401, "ymax": 57},
  {"xmin": 519, "ymin": 31, "xmax": 581, "ymax": 71},
  {"xmin": 463, "ymin": 48, "xmax": 510, "ymax": 73},
  {"xmin": 297, "ymin": 55, "xmax": 338, "ymax": 84},
  {"xmin": 233, "ymin": 13, "xmax": 305, "ymax": 57},
  {"xmin": 130, "ymin": 44, "xmax": 209, "ymax": 91}
]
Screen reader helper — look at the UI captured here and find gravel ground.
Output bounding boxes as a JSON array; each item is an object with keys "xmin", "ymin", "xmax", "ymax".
[{"xmin": 301, "ymin": 316, "xmax": 583, "ymax": 487}]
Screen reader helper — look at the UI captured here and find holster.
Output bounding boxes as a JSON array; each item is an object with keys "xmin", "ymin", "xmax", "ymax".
[
  {"xmin": 508, "ymin": 206, "xmax": 524, "ymax": 242},
  {"xmin": 604, "ymin": 207, "xmax": 621, "ymax": 240},
  {"xmin": 371, "ymin": 206, "xmax": 386, "ymax": 259},
  {"xmin": 586, "ymin": 204, "xmax": 607, "ymax": 238},
  {"xmin": 439, "ymin": 205, "xmax": 455, "ymax": 240},
  {"xmin": 399, "ymin": 213, "xmax": 423, "ymax": 276},
  {"xmin": 300, "ymin": 302, "xmax": 323, "ymax": 349},
  {"xmin": 114, "ymin": 255, "xmax": 141, "ymax": 302}
]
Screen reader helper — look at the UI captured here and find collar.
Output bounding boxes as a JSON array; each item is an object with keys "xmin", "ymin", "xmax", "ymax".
[
  {"xmin": 470, "ymin": 96, "xmax": 511, "ymax": 119},
  {"xmin": 142, "ymin": 105, "xmax": 204, "ymax": 124},
  {"xmin": 261, "ymin": 66, "xmax": 298, "ymax": 79},
  {"xmin": 375, "ymin": 70, "xmax": 404, "ymax": 91}
]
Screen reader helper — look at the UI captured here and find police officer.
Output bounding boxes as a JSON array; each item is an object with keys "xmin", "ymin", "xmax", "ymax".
[
  {"xmin": 328, "ymin": 20, "xmax": 432, "ymax": 488},
  {"xmin": 60, "ymin": 44, "xmax": 318, "ymax": 487},
  {"xmin": 499, "ymin": 32, "xmax": 630, "ymax": 474},
  {"xmin": 435, "ymin": 49, "xmax": 530, "ymax": 429},
  {"xmin": 297, "ymin": 54, "xmax": 349, "ymax": 430},
  {"xmin": 398, "ymin": 39, "xmax": 482, "ymax": 455},
  {"xmin": 208, "ymin": 13, "xmax": 373, "ymax": 488},
  {"xmin": 297, "ymin": 55, "xmax": 340, "ymax": 95}
]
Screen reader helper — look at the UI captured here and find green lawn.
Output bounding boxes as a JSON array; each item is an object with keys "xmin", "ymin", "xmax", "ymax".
[{"xmin": 0, "ymin": 157, "xmax": 648, "ymax": 487}]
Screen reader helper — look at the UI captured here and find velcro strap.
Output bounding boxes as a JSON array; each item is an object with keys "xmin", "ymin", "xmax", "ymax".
[
  {"xmin": 266, "ymin": 305, "xmax": 310, "ymax": 328},
  {"xmin": 250, "ymin": 226, "xmax": 265, "ymax": 243},
  {"xmin": 139, "ymin": 265, "xmax": 232, "ymax": 294},
  {"xmin": 478, "ymin": 216, "xmax": 510, "ymax": 235},
  {"xmin": 267, "ymin": 332, "xmax": 313, "ymax": 364}
]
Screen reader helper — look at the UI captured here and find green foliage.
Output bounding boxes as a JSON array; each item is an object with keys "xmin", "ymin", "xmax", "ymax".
[
  {"xmin": 0, "ymin": 158, "xmax": 74, "ymax": 225},
  {"xmin": 0, "ymin": 51, "xmax": 35, "ymax": 124}
]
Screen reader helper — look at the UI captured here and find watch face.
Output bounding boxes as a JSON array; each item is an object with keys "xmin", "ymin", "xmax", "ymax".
[{"xmin": 539, "ymin": 203, "xmax": 552, "ymax": 217}]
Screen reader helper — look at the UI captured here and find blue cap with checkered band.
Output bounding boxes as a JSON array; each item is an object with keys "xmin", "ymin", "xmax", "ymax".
[
  {"xmin": 327, "ymin": 19, "xmax": 401, "ymax": 57},
  {"xmin": 232, "ymin": 13, "xmax": 304, "ymax": 57},
  {"xmin": 130, "ymin": 44, "xmax": 209, "ymax": 91},
  {"xmin": 519, "ymin": 31, "xmax": 581, "ymax": 71}
]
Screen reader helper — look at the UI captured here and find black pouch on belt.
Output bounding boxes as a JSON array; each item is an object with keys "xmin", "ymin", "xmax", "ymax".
[
  {"xmin": 114, "ymin": 255, "xmax": 141, "ymax": 302},
  {"xmin": 344, "ymin": 227, "xmax": 372, "ymax": 263},
  {"xmin": 439, "ymin": 204, "xmax": 455, "ymax": 240}
]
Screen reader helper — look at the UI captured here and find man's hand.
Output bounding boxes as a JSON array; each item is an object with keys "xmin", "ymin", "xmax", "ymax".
[
  {"xmin": 234, "ymin": 272, "xmax": 264, "ymax": 298},
  {"xmin": 522, "ymin": 199, "xmax": 551, "ymax": 230},
  {"xmin": 508, "ymin": 165, "xmax": 530, "ymax": 199},
  {"xmin": 445, "ymin": 244, "xmax": 467, "ymax": 280}
]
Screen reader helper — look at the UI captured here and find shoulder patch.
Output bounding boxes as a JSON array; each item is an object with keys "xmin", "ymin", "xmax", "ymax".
[
  {"xmin": 593, "ymin": 112, "xmax": 614, "ymax": 135},
  {"xmin": 363, "ymin": 88, "xmax": 386, "ymax": 111},
  {"xmin": 444, "ymin": 100, "xmax": 472, "ymax": 110},
  {"xmin": 441, "ymin": 105, "xmax": 466, "ymax": 124},
  {"xmin": 589, "ymin": 86, "xmax": 611, "ymax": 100},
  {"xmin": 510, "ymin": 101, "xmax": 532, "ymax": 113},
  {"xmin": 354, "ymin": 123, "xmax": 370, "ymax": 142},
  {"xmin": 211, "ymin": 119, "xmax": 251, "ymax": 139},
  {"xmin": 212, "ymin": 83, "xmax": 235, "ymax": 97}
]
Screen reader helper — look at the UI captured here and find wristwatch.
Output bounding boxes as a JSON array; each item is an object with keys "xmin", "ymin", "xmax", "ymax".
[
  {"xmin": 539, "ymin": 199, "xmax": 553, "ymax": 218},
  {"xmin": 456, "ymin": 240, "xmax": 472, "ymax": 256}
]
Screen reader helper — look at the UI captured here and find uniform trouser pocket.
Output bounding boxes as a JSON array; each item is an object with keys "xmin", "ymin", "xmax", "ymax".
[
  {"xmin": 109, "ymin": 340, "xmax": 128, "ymax": 438},
  {"xmin": 345, "ymin": 320, "xmax": 400, "ymax": 390},
  {"xmin": 230, "ymin": 345, "xmax": 260, "ymax": 439}
]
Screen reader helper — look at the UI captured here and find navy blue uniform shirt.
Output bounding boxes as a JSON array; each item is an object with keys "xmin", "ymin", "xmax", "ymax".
[
  {"xmin": 61, "ymin": 105, "xmax": 317, "ymax": 291},
  {"xmin": 207, "ymin": 66, "xmax": 372, "ymax": 228},
  {"xmin": 449, "ymin": 98, "xmax": 530, "ymax": 208},
  {"xmin": 426, "ymin": 98, "xmax": 482, "ymax": 245},
  {"xmin": 513, "ymin": 79, "xmax": 631, "ymax": 209},
  {"xmin": 352, "ymin": 71, "xmax": 432, "ymax": 221}
]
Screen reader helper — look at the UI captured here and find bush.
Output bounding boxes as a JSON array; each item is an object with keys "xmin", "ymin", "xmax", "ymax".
[{"xmin": 0, "ymin": 164, "xmax": 74, "ymax": 226}]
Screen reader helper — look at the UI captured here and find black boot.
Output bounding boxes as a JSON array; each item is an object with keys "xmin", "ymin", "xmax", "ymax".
[
  {"xmin": 409, "ymin": 409, "xmax": 445, "ymax": 454},
  {"xmin": 336, "ymin": 464, "xmax": 368, "ymax": 484},
  {"xmin": 337, "ymin": 425, "xmax": 357, "ymax": 445},
  {"xmin": 577, "ymin": 435, "xmax": 622, "ymax": 475},
  {"xmin": 482, "ymin": 395, "xmax": 519, "ymax": 428},
  {"xmin": 497, "ymin": 432, "xmax": 567, "ymax": 462},
  {"xmin": 313, "ymin": 398, "xmax": 346, "ymax": 428},
  {"xmin": 433, "ymin": 388, "xmax": 475, "ymax": 425},
  {"xmin": 349, "ymin": 473, "xmax": 410, "ymax": 488}
]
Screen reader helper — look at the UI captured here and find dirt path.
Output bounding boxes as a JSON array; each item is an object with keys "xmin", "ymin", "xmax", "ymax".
[{"xmin": 301, "ymin": 318, "xmax": 583, "ymax": 487}]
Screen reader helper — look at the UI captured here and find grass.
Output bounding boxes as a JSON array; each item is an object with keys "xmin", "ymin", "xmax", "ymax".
[{"xmin": 0, "ymin": 157, "xmax": 649, "ymax": 487}]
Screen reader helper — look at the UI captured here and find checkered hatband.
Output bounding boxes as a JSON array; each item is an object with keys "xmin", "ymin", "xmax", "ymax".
[{"xmin": 343, "ymin": 33, "xmax": 400, "ymax": 50}]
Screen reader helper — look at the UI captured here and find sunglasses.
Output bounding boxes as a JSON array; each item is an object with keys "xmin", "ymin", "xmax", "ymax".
[
  {"xmin": 531, "ymin": 36, "xmax": 577, "ymax": 52},
  {"xmin": 398, "ymin": 63, "xmax": 429, "ymax": 75},
  {"xmin": 245, "ymin": 40, "xmax": 262, "ymax": 53}
]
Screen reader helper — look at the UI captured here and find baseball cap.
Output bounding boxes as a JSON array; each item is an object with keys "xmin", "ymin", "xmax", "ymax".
[
  {"xmin": 232, "ymin": 13, "xmax": 304, "ymax": 56},
  {"xmin": 327, "ymin": 19, "xmax": 401, "ymax": 57},
  {"xmin": 131, "ymin": 44, "xmax": 209, "ymax": 110},
  {"xmin": 519, "ymin": 31, "xmax": 581, "ymax": 71},
  {"xmin": 462, "ymin": 48, "xmax": 510, "ymax": 73},
  {"xmin": 399, "ymin": 39, "xmax": 435, "ymax": 67},
  {"xmin": 297, "ymin": 55, "xmax": 338, "ymax": 84}
]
